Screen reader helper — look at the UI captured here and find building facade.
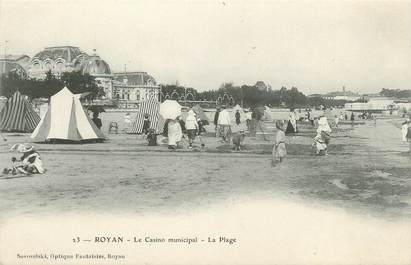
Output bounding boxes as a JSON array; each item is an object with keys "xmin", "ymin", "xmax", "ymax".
[
  {"xmin": 1, "ymin": 46, "xmax": 160, "ymax": 104},
  {"xmin": 111, "ymin": 72, "xmax": 159, "ymax": 107},
  {"xmin": 0, "ymin": 55, "xmax": 31, "ymax": 78}
]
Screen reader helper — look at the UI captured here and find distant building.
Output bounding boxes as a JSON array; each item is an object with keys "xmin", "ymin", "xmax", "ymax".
[
  {"xmin": 28, "ymin": 46, "xmax": 88, "ymax": 79},
  {"xmin": 323, "ymin": 91, "xmax": 361, "ymax": 101},
  {"xmin": 345, "ymin": 97, "xmax": 396, "ymax": 112},
  {"xmin": 1, "ymin": 46, "xmax": 160, "ymax": 104},
  {"xmin": 111, "ymin": 72, "xmax": 159, "ymax": 107},
  {"xmin": 313, "ymin": 87, "xmax": 362, "ymax": 101},
  {"xmin": 0, "ymin": 55, "xmax": 31, "ymax": 78}
]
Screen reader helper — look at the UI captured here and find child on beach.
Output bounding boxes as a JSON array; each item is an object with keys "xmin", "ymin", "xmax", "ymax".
[
  {"xmin": 185, "ymin": 110, "xmax": 199, "ymax": 149},
  {"xmin": 334, "ymin": 115, "xmax": 339, "ymax": 128},
  {"xmin": 3, "ymin": 144, "xmax": 45, "ymax": 175},
  {"xmin": 232, "ymin": 130, "xmax": 246, "ymax": 151},
  {"xmin": 146, "ymin": 129, "xmax": 158, "ymax": 146},
  {"xmin": 272, "ymin": 120, "xmax": 286, "ymax": 166}
]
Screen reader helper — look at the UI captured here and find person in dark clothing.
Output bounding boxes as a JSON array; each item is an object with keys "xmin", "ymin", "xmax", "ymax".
[
  {"xmin": 178, "ymin": 118, "xmax": 186, "ymax": 134},
  {"xmin": 92, "ymin": 112, "xmax": 102, "ymax": 130},
  {"xmin": 235, "ymin": 110, "xmax": 241, "ymax": 125},
  {"xmin": 350, "ymin": 112, "xmax": 355, "ymax": 122},
  {"xmin": 214, "ymin": 108, "xmax": 221, "ymax": 137},
  {"xmin": 146, "ymin": 129, "xmax": 157, "ymax": 146},
  {"xmin": 197, "ymin": 118, "xmax": 206, "ymax": 135},
  {"xmin": 162, "ymin": 119, "xmax": 170, "ymax": 137},
  {"xmin": 142, "ymin": 114, "xmax": 151, "ymax": 135}
]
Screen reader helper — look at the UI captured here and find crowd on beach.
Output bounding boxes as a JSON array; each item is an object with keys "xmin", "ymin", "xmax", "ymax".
[{"xmin": 2, "ymin": 106, "xmax": 411, "ymax": 176}]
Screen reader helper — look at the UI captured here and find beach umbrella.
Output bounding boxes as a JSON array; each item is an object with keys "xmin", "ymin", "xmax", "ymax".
[
  {"xmin": 88, "ymin": 105, "xmax": 106, "ymax": 114},
  {"xmin": 159, "ymin": 100, "xmax": 182, "ymax": 120}
]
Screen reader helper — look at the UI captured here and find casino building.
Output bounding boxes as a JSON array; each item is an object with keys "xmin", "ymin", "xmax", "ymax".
[{"xmin": 1, "ymin": 46, "xmax": 160, "ymax": 104}]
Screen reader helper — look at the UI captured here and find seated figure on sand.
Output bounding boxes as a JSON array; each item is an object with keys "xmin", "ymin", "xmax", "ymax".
[{"xmin": 3, "ymin": 144, "xmax": 45, "ymax": 175}]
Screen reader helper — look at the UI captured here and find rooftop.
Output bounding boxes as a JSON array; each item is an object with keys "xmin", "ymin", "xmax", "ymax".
[
  {"xmin": 33, "ymin": 46, "xmax": 84, "ymax": 62},
  {"xmin": 113, "ymin": 72, "xmax": 156, "ymax": 86}
]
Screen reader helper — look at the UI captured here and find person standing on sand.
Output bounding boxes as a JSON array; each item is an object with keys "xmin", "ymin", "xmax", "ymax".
[
  {"xmin": 217, "ymin": 106, "xmax": 232, "ymax": 143},
  {"xmin": 123, "ymin": 113, "xmax": 132, "ymax": 133},
  {"xmin": 313, "ymin": 116, "xmax": 332, "ymax": 155},
  {"xmin": 142, "ymin": 114, "xmax": 151, "ymax": 135},
  {"xmin": 401, "ymin": 119, "xmax": 409, "ymax": 142},
  {"xmin": 272, "ymin": 120, "xmax": 286, "ymax": 166},
  {"xmin": 185, "ymin": 110, "xmax": 198, "ymax": 149},
  {"xmin": 245, "ymin": 111, "xmax": 252, "ymax": 132},
  {"xmin": 92, "ymin": 112, "xmax": 102, "ymax": 130},
  {"xmin": 350, "ymin": 112, "xmax": 355, "ymax": 122},
  {"xmin": 214, "ymin": 107, "xmax": 221, "ymax": 137},
  {"xmin": 334, "ymin": 115, "xmax": 339, "ymax": 128},
  {"xmin": 407, "ymin": 119, "xmax": 411, "ymax": 153},
  {"xmin": 235, "ymin": 110, "xmax": 241, "ymax": 125},
  {"xmin": 167, "ymin": 118, "xmax": 183, "ymax": 150}
]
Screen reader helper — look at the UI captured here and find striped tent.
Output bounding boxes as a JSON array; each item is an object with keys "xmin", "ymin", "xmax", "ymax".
[
  {"xmin": 127, "ymin": 99, "xmax": 165, "ymax": 134},
  {"xmin": 192, "ymin": 104, "xmax": 210, "ymax": 125},
  {"xmin": 0, "ymin": 91, "xmax": 40, "ymax": 132}
]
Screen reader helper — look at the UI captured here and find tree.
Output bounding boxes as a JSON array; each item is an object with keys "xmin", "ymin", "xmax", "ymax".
[
  {"xmin": 60, "ymin": 71, "xmax": 103, "ymax": 101},
  {"xmin": 0, "ymin": 70, "xmax": 102, "ymax": 100}
]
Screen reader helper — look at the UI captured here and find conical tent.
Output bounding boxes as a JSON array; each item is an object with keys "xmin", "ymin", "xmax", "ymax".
[
  {"xmin": 31, "ymin": 87, "xmax": 105, "ymax": 142},
  {"xmin": 127, "ymin": 99, "xmax": 165, "ymax": 134},
  {"xmin": 0, "ymin": 91, "xmax": 40, "ymax": 132}
]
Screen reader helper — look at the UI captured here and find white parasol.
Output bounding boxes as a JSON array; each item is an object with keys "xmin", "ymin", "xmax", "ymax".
[{"xmin": 159, "ymin": 100, "xmax": 182, "ymax": 120}]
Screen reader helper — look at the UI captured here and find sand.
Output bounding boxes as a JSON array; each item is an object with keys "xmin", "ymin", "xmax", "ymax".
[{"xmin": 0, "ymin": 117, "xmax": 410, "ymax": 264}]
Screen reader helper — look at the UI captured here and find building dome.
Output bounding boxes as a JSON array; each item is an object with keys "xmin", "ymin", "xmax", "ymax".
[
  {"xmin": 0, "ymin": 60, "xmax": 28, "ymax": 78},
  {"xmin": 82, "ymin": 56, "xmax": 111, "ymax": 76}
]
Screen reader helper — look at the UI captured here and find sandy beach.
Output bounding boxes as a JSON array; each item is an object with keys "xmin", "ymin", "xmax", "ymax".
[{"xmin": 0, "ymin": 117, "xmax": 410, "ymax": 264}]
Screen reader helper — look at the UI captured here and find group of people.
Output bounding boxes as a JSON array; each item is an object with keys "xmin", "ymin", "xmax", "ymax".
[
  {"xmin": 272, "ymin": 114, "xmax": 333, "ymax": 166},
  {"xmin": 162, "ymin": 109, "xmax": 206, "ymax": 150}
]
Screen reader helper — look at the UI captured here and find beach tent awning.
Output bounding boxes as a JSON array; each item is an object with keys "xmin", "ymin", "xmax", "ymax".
[
  {"xmin": 192, "ymin": 104, "xmax": 209, "ymax": 125},
  {"xmin": 31, "ymin": 87, "xmax": 105, "ymax": 142},
  {"xmin": 127, "ymin": 99, "xmax": 165, "ymax": 134},
  {"xmin": 0, "ymin": 91, "xmax": 40, "ymax": 132}
]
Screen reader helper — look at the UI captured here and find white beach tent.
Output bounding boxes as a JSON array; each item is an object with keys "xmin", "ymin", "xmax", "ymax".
[{"xmin": 31, "ymin": 87, "xmax": 105, "ymax": 142}]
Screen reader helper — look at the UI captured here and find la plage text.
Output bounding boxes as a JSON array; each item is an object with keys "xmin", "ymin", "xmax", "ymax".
[{"xmin": 77, "ymin": 236, "xmax": 237, "ymax": 245}]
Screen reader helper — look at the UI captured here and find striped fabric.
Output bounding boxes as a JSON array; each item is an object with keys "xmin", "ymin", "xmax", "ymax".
[
  {"xmin": 192, "ymin": 104, "xmax": 209, "ymax": 125},
  {"xmin": 128, "ymin": 100, "xmax": 165, "ymax": 134},
  {"xmin": 0, "ymin": 91, "xmax": 40, "ymax": 132}
]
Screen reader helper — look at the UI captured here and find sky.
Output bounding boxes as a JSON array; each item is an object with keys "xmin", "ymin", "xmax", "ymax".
[{"xmin": 0, "ymin": 0, "xmax": 410, "ymax": 94}]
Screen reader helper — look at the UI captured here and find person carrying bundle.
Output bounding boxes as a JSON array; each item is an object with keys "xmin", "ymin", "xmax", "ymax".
[
  {"xmin": 272, "ymin": 120, "xmax": 287, "ymax": 166},
  {"xmin": 313, "ymin": 116, "xmax": 332, "ymax": 156}
]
